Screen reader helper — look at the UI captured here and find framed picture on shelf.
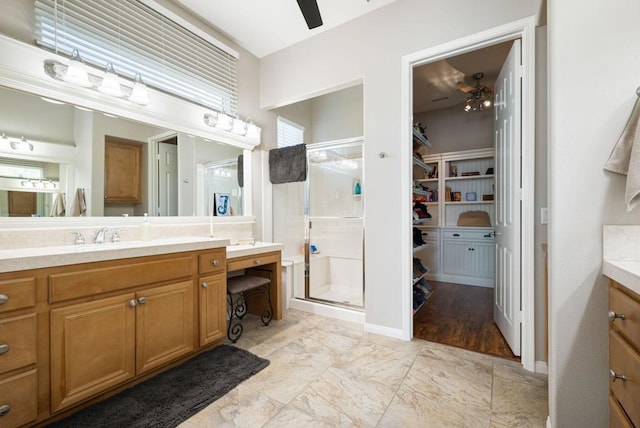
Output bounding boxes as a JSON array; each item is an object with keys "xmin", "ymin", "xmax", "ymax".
[
  {"xmin": 213, "ymin": 193, "xmax": 230, "ymax": 216},
  {"xmin": 449, "ymin": 164, "xmax": 458, "ymax": 177},
  {"xmin": 452, "ymin": 191, "xmax": 462, "ymax": 202}
]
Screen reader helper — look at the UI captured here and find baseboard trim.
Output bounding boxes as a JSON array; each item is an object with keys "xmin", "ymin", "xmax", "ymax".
[
  {"xmin": 546, "ymin": 415, "xmax": 551, "ymax": 428},
  {"xmin": 364, "ymin": 322, "xmax": 406, "ymax": 340},
  {"xmin": 535, "ymin": 360, "xmax": 548, "ymax": 375}
]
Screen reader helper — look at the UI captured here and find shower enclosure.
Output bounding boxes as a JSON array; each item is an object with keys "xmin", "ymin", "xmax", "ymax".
[{"xmin": 304, "ymin": 139, "xmax": 364, "ymax": 308}]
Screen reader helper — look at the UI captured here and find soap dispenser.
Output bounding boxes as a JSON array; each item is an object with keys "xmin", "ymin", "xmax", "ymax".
[{"xmin": 140, "ymin": 213, "xmax": 152, "ymax": 242}]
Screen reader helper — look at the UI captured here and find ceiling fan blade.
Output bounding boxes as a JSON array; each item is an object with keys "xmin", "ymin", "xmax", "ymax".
[
  {"xmin": 456, "ymin": 81, "xmax": 475, "ymax": 93},
  {"xmin": 297, "ymin": 0, "xmax": 323, "ymax": 29}
]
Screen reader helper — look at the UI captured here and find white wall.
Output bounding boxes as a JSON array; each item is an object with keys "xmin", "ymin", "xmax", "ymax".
[
  {"xmin": 548, "ymin": 0, "xmax": 640, "ymax": 426},
  {"xmin": 311, "ymin": 85, "xmax": 364, "ymax": 143},
  {"xmin": 261, "ymin": 0, "xmax": 538, "ymax": 337}
]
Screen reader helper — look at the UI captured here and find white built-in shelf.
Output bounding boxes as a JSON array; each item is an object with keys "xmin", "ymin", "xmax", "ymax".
[
  {"xmin": 445, "ymin": 174, "xmax": 494, "ymax": 181},
  {"xmin": 413, "ymin": 128, "xmax": 431, "ymax": 148},
  {"xmin": 413, "ymin": 157, "xmax": 432, "ymax": 171},
  {"xmin": 444, "ymin": 200, "xmax": 494, "ymax": 205},
  {"xmin": 413, "ymin": 243, "xmax": 430, "ymax": 253},
  {"xmin": 416, "ymin": 178, "xmax": 438, "ymax": 183}
]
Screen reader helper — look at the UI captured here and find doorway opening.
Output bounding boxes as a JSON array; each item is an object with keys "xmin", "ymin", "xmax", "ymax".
[{"xmin": 401, "ymin": 17, "xmax": 537, "ymax": 371}]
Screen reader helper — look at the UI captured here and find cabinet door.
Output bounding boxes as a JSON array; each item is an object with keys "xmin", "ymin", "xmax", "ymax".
[
  {"xmin": 50, "ymin": 293, "xmax": 136, "ymax": 412},
  {"xmin": 104, "ymin": 138, "xmax": 143, "ymax": 203},
  {"xmin": 442, "ymin": 240, "xmax": 472, "ymax": 276},
  {"xmin": 136, "ymin": 280, "xmax": 194, "ymax": 374},
  {"xmin": 198, "ymin": 273, "xmax": 227, "ymax": 346},
  {"xmin": 470, "ymin": 242, "xmax": 495, "ymax": 279}
]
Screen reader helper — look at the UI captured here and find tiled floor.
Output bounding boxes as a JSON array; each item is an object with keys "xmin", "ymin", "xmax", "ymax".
[{"xmin": 179, "ymin": 309, "xmax": 548, "ymax": 427}]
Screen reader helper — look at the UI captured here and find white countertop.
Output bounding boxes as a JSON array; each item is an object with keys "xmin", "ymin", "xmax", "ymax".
[
  {"xmin": 226, "ymin": 241, "xmax": 285, "ymax": 259},
  {"xmin": 0, "ymin": 237, "xmax": 229, "ymax": 273},
  {"xmin": 603, "ymin": 225, "xmax": 640, "ymax": 295}
]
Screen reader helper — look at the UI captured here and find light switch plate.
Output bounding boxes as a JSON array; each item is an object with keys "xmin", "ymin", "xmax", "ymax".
[{"xmin": 541, "ymin": 207, "xmax": 549, "ymax": 224}]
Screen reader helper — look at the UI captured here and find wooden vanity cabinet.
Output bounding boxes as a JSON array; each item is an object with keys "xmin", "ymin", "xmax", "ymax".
[
  {"xmin": 198, "ymin": 250, "xmax": 227, "ymax": 346},
  {"xmin": 608, "ymin": 280, "xmax": 640, "ymax": 427}
]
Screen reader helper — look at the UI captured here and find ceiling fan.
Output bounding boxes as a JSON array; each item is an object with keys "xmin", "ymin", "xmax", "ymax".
[
  {"xmin": 297, "ymin": 0, "xmax": 323, "ymax": 29},
  {"xmin": 456, "ymin": 72, "xmax": 493, "ymax": 112}
]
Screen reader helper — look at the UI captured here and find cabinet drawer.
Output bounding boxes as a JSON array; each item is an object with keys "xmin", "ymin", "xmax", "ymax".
[
  {"xmin": 609, "ymin": 329, "xmax": 640, "ymax": 426},
  {"xmin": 441, "ymin": 228, "xmax": 494, "ymax": 241},
  {"xmin": 0, "ymin": 313, "xmax": 36, "ymax": 374},
  {"xmin": 610, "ymin": 284, "xmax": 640, "ymax": 349},
  {"xmin": 0, "ymin": 369, "xmax": 37, "ymax": 427},
  {"xmin": 49, "ymin": 256, "xmax": 192, "ymax": 303},
  {"xmin": 609, "ymin": 395, "xmax": 633, "ymax": 428},
  {"xmin": 227, "ymin": 252, "xmax": 280, "ymax": 272},
  {"xmin": 0, "ymin": 277, "xmax": 36, "ymax": 313},
  {"xmin": 198, "ymin": 250, "xmax": 226, "ymax": 275}
]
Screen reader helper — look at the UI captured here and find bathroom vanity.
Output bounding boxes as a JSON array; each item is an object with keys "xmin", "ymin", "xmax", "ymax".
[{"xmin": 0, "ymin": 238, "xmax": 232, "ymax": 427}]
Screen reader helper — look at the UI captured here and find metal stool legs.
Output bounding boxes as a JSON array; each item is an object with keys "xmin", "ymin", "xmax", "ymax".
[{"xmin": 226, "ymin": 275, "xmax": 273, "ymax": 343}]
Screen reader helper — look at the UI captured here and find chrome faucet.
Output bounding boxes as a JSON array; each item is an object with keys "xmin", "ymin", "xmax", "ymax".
[{"xmin": 94, "ymin": 227, "xmax": 108, "ymax": 244}]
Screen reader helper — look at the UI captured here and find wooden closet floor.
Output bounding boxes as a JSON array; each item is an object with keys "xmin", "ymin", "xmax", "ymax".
[{"xmin": 413, "ymin": 281, "xmax": 519, "ymax": 361}]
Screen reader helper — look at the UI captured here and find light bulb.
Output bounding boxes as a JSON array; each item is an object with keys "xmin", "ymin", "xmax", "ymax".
[
  {"xmin": 204, "ymin": 112, "xmax": 218, "ymax": 127},
  {"xmin": 483, "ymin": 99, "xmax": 492, "ymax": 108},
  {"xmin": 231, "ymin": 118, "xmax": 247, "ymax": 135},
  {"xmin": 215, "ymin": 112, "xmax": 233, "ymax": 131}
]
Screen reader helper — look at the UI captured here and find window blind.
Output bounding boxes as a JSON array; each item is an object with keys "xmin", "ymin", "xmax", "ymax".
[
  {"xmin": 277, "ymin": 116, "xmax": 305, "ymax": 148},
  {"xmin": 34, "ymin": 0, "xmax": 238, "ymax": 113}
]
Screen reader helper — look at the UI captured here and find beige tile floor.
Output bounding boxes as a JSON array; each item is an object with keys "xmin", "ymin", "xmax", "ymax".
[{"xmin": 180, "ymin": 309, "xmax": 548, "ymax": 428}]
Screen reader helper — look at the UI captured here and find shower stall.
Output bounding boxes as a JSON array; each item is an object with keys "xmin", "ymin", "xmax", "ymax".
[{"xmin": 274, "ymin": 138, "xmax": 364, "ymax": 311}]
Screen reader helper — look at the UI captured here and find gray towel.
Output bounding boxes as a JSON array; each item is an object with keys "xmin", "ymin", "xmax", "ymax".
[
  {"xmin": 269, "ymin": 144, "xmax": 307, "ymax": 184},
  {"xmin": 604, "ymin": 95, "xmax": 640, "ymax": 211},
  {"xmin": 70, "ymin": 188, "xmax": 87, "ymax": 216},
  {"xmin": 49, "ymin": 192, "xmax": 66, "ymax": 217}
]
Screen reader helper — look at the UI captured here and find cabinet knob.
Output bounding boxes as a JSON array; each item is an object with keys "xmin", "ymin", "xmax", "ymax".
[
  {"xmin": 211, "ymin": 259, "xmax": 219, "ymax": 266},
  {"xmin": 608, "ymin": 310, "xmax": 625, "ymax": 322},
  {"xmin": 202, "ymin": 282, "xmax": 208, "ymax": 289},
  {"xmin": 0, "ymin": 344, "xmax": 9, "ymax": 355},
  {"xmin": 0, "ymin": 404, "xmax": 10, "ymax": 417},
  {"xmin": 128, "ymin": 299, "xmax": 137, "ymax": 308},
  {"xmin": 255, "ymin": 259, "xmax": 261, "ymax": 265},
  {"xmin": 0, "ymin": 294, "xmax": 7, "ymax": 305},
  {"xmin": 138, "ymin": 297, "xmax": 147, "ymax": 305},
  {"xmin": 610, "ymin": 369, "xmax": 627, "ymax": 383}
]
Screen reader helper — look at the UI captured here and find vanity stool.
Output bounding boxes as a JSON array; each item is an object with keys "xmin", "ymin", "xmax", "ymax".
[{"xmin": 226, "ymin": 273, "xmax": 273, "ymax": 343}]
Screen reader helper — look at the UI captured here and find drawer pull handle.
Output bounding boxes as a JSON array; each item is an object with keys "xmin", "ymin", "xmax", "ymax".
[
  {"xmin": 138, "ymin": 297, "xmax": 147, "ymax": 305},
  {"xmin": 608, "ymin": 310, "xmax": 625, "ymax": 322},
  {"xmin": 0, "ymin": 344, "xmax": 9, "ymax": 355},
  {"xmin": 0, "ymin": 294, "xmax": 7, "ymax": 305},
  {"xmin": 255, "ymin": 259, "xmax": 261, "ymax": 265},
  {"xmin": 0, "ymin": 404, "xmax": 10, "ymax": 417},
  {"xmin": 610, "ymin": 369, "xmax": 627, "ymax": 383},
  {"xmin": 211, "ymin": 259, "xmax": 219, "ymax": 266},
  {"xmin": 128, "ymin": 299, "xmax": 137, "ymax": 308},
  {"xmin": 202, "ymin": 282, "xmax": 208, "ymax": 289},
  {"xmin": 453, "ymin": 233, "xmax": 460, "ymax": 237}
]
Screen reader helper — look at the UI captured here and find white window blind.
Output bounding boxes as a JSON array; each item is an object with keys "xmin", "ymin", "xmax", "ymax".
[
  {"xmin": 34, "ymin": 0, "xmax": 239, "ymax": 113},
  {"xmin": 277, "ymin": 117, "xmax": 304, "ymax": 148}
]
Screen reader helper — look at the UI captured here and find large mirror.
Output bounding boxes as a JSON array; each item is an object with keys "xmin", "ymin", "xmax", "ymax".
[{"xmin": 0, "ymin": 85, "xmax": 244, "ymax": 218}]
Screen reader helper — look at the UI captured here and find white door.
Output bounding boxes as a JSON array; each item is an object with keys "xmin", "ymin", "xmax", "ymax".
[
  {"xmin": 493, "ymin": 39, "xmax": 522, "ymax": 356},
  {"xmin": 158, "ymin": 141, "xmax": 178, "ymax": 216}
]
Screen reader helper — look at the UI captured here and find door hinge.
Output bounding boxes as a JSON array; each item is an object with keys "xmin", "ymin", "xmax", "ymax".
[{"xmin": 519, "ymin": 188, "xmax": 524, "ymax": 200}]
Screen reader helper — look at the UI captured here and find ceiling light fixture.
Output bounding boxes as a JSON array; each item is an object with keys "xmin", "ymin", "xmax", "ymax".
[{"xmin": 464, "ymin": 72, "xmax": 492, "ymax": 112}]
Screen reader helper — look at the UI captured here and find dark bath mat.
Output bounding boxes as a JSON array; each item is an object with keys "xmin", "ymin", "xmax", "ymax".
[{"xmin": 47, "ymin": 345, "xmax": 269, "ymax": 428}]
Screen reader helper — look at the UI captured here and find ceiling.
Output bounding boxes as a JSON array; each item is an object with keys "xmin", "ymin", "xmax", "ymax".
[
  {"xmin": 413, "ymin": 41, "xmax": 513, "ymax": 114},
  {"xmin": 169, "ymin": 0, "xmax": 397, "ymax": 58}
]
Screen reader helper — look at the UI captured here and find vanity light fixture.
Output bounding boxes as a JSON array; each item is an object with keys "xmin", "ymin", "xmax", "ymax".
[
  {"xmin": 215, "ymin": 112, "xmax": 233, "ymax": 131},
  {"xmin": 204, "ymin": 112, "xmax": 218, "ymax": 127},
  {"xmin": 10, "ymin": 136, "xmax": 34, "ymax": 152},
  {"xmin": 128, "ymin": 74, "xmax": 150, "ymax": 105},
  {"xmin": 97, "ymin": 63, "xmax": 124, "ymax": 97},
  {"xmin": 230, "ymin": 117, "xmax": 247, "ymax": 136},
  {"xmin": 245, "ymin": 119, "xmax": 261, "ymax": 141},
  {"xmin": 61, "ymin": 49, "xmax": 92, "ymax": 88}
]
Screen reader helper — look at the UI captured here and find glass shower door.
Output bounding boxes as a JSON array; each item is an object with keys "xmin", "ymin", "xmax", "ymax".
[{"xmin": 306, "ymin": 140, "xmax": 364, "ymax": 308}]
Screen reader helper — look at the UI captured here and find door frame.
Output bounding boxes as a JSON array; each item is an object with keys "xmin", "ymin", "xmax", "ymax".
[
  {"xmin": 147, "ymin": 130, "xmax": 178, "ymax": 216},
  {"xmin": 400, "ymin": 16, "xmax": 537, "ymax": 371}
]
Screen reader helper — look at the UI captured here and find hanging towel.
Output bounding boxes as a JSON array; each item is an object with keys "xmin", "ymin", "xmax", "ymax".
[
  {"xmin": 70, "ymin": 188, "xmax": 87, "ymax": 216},
  {"xmin": 237, "ymin": 154, "xmax": 244, "ymax": 188},
  {"xmin": 269, "ymin": 144, "xmax": 307, "ymax": 184},
  {"xmin": 49, "ymin": 192, "xmax": 66, "ymax": 217},
  {"xmin": 604, "ymin": 94, "xmax": 640, "ymax": 211}
]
